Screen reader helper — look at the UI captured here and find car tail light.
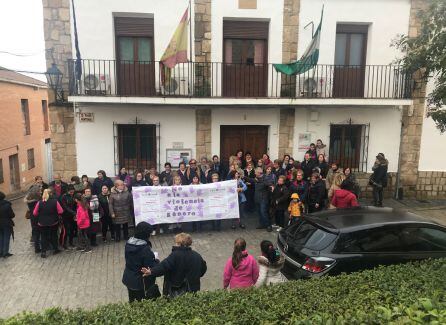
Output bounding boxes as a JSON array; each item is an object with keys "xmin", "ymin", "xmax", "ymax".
[{"xmin": 302, "ymin": 257, "xmax": 336, "ymax": 273}]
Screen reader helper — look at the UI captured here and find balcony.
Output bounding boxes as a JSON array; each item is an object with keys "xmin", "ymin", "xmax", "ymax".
[{"xmin": 67, "ymin": 59, "xmax": 413, "ymax": 105}]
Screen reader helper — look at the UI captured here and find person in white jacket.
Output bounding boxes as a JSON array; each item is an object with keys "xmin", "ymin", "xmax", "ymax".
[{"xmin": 255, "ymin": 240, "xmax": 287, "ymax": 287}]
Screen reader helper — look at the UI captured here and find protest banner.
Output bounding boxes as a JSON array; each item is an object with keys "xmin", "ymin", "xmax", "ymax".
[{"xmin": 132, "ymin": 180, "xmax": 240, "ymax": 225}]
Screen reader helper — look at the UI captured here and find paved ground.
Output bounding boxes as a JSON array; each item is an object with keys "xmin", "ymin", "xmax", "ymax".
[{"xmin": 1, "ymin": 197, "xmax": 445, "ymax": 319}]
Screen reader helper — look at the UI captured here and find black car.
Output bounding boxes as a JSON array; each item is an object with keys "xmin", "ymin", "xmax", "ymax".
[{"xmin": 278, "ymin": 206, "xmax": 446, "ymax": 279}]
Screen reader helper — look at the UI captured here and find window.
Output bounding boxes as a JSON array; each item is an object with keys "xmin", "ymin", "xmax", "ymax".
[
  {"xmin": 338, "ymin": 226, "xmax": 404, "ymax": 253},
  {"xmin": 21, "ymin": 99, "xmax": 30, "ymax": 135},
  {"xmin": 329, "ymin": 122, "xmax": 369, "ymax": 172},
  {"xmin": 0, "ymin": 159, "xmax": 3, "ymax": 184},
  {"xmin": 42, "ymin": 100, "xmax": 49, "ymax": 131},
  {"xmin": 27, "ymin": 148, "xmax": 35, "ymax": 170},
  {"xmin": 400, "ymin": 227, "xmax": 446, "ymax": 252}
]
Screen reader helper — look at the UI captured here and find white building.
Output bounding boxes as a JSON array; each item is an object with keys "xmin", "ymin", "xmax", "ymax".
[{"xmin": 43, "ymin": 0, "xmax": 446, "ymax": 198}]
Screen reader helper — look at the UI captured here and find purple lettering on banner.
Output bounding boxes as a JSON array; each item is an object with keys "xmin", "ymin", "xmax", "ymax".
[
  {"xmin": 197, "ymin": 203, "xmax": 204, "ymax": 210},
  {"xmin": 197, "ymin": 209, "xmax": 204, "ymax": 217},
  {"xmin": 214, "ymin": 182, "xmax": 222, "ymax": 189},
  {"xmin": 228, "ymin": 187, "xmax": 236, "ymax": 193},
  {"xmin": 144, "ymin": 187, "xmax": 152, "ymax": 192},
  {"xmin": 133, "ymin": 192, "xmax": 140, "ymax": 199},
  {"xmin": 189, "ymin": 187, "xmax": 195, "ymax": 193},
  {"xmin": 178, "ymin": 187, "xmax": 183, "ymax": 191},
  {"xmin": 229, "ymin": 201, "xmax": 237, "ymax": 209},
  {"xmin": 163, "ymin": 203, "xmax": 171, "ymax": 210},
  {"xmin": 161, "ymin": 188, "xmax": 169, "ymax": 194},
  {"xmin": 196, "ymin": 189, "xmax": 203, "ymax": 196},
  {"xmin": 186, "ymin": 205, "xmax": 192, "ymax": 211}
]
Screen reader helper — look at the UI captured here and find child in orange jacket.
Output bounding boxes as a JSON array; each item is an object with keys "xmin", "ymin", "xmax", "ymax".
[{"xmin": 287, "ymin": 193, "xmax": 302, "ymax": 225}]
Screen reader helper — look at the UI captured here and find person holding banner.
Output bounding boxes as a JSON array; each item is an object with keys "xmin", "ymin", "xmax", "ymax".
[
  {"xmin": 231, "ymin": 171, "xmax": 247, "ymax": 230},
  {"xmin": 141, "ymin": 233, "xmax": 207, "ymax": 298}
]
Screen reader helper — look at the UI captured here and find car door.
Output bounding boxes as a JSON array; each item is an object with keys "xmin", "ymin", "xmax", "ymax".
[
  {"xmin": 334, "ymin": 226, "xmax": 406, "ymax": 273},
  {"xmin": 399, "ymin": 225, "xmax": 446, "ymax": 260}
]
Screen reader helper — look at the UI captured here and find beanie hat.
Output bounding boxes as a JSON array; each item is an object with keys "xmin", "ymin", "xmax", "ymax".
[{"xmin": 134, "ymin": 222, "xmax": 153, "ymax": 240}]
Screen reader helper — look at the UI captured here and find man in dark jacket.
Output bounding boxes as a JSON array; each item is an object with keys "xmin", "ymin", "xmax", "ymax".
[
  {"xmin": 300, "ymin": 153, "xmax": 317, "ymax": 181},
  {"xmin": 122, "ymin": 222, "xmax": 159, "ymax": 302},
  {"xmin": 247, "ymin": 167, "xmax": 274, "ymax": 232},
  {"xmin": 142, "ymin": 233, "xmax": 207, "ymax": 297},
  {"xmin": 49, "ymin": 174, "xmax": 68, "ymax": 199},
  {"xmin": 92, "ymin": 170, "xmax": 114, "ymax": 196},
  {"xmin": 271, "ymin": 176, "xmax": 290, "ymax": 228},
  {"xmin": 370, "ymin": 153, "xmax": 388, "ymax": 207},
  {"xmin": 0, "ymin": 191, "xmax": 15, "ymax": 258},
  {"xmin": 159, "ymin": 162, "xmax": 174, "ymax": 186},
  {"xmin": 308, "ymin": 172, "xmax": 326, "ymax": 213},
  {"xmin": 209, "ymin": 155, "xmax": 227, "ymax": 182}
]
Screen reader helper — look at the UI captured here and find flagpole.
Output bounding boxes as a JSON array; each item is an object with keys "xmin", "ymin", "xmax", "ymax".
[{"xmin": 189, "ymin": 0, "xmax": 193, "ymax": 95}]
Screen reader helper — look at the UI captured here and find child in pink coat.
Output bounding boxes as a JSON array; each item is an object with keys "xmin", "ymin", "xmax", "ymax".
[
  {"xmin": 223, "ymin": 238, "xmax": 259, "ymax": 289},
  {"xmin": 74, "ymin": 193, "xmax": 91, "ymax": 253}
]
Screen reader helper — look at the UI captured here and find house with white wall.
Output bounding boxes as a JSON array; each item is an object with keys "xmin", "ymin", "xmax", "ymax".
[{"xmin": 42, "ymin": 0, "xmax": 445, "ymax": 199}]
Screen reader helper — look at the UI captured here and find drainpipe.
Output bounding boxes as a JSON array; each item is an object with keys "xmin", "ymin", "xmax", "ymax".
[{"xmin": 395, "ymin": 105, "xmax": 405, "ymax": 200}]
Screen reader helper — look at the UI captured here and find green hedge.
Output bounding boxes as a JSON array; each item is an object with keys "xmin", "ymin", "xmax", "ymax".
[{"xmin": 2, "ymin": 259, "xmax": 446, "ymax": 324}]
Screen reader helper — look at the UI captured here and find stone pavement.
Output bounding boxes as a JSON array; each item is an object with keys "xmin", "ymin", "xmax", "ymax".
[
  {"xmin": 0, "ymin": 198, "xmax": 275, "ymax": 319},
  {"xmin": 1, "ymin": 197, "xmax": 445, "ymax": 319}
]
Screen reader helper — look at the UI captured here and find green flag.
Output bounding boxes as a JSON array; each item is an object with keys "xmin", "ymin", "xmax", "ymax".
[{"xmin": 274, "ymin": 7, "xmax": 323, "ymax": 75}]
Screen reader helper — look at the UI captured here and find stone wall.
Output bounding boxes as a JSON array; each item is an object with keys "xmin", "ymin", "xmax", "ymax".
[
  {"xmin": 278, "ymin": 108, "xmax": 295, "ymax": 158},
  {"xmin": 42, "ymin": 0, "xmax": 78, "ymax": 180},
  {"xmin": 194, "ymin": 0, "xmax": 212, "ymax": 96},
  {"xmin": 416, "ymin": 172, "xmax": 446, "ymax": 199},
  {"xmin": 280, "ymin": 0, "xmax": 300, "ymax": 97},
  {"xmin": 355, "ymin": 172, "xmax": 396, "ymax": 199},
  {"xmin": 399, "ymin": 0, "xmax": 428, "ymax": 198},
  {"xmin": 195, "ymin": 109, "xmax": 212, "ymax": 160}
]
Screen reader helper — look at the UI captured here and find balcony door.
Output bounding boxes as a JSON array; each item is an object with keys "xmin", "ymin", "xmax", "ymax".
[
  {"xmin": 223, "ymin": 20, "xmax": 269, "ymax": 97},
  {"xmin": 115, "ymin": 17, "xmax": 155, "ymax": 96},
  {"xmin": 333, "ymin": 24, "xmax": 368, "ymax": 98}
]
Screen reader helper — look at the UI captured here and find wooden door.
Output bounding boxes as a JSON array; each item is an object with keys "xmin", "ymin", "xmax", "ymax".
[
  {"xmin": 9, "ymin": 154, "xmax": 20, "ymax": 192},
  {"xmin": 118, "ymin": 125, "xmax": 156, "ymax": 172},
  {"xmin": 223, "ymin": 39, "xmax": 268, "ymax": 97},
  {"xmin": 333, "ymin": 25, "xmax": 368, "ymax": 98},
  {"xmin": 220, "ymin": 125, "xmax": 268, "ymax": 165},
  {"xmin": 117, "ymin": 36, "xmax": 155, "ymax": 96}
]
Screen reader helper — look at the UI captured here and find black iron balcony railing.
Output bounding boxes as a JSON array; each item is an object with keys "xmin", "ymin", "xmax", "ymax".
[{"xmin": 68, "ymin": 59, "xmax": 413, "ymax": 99}]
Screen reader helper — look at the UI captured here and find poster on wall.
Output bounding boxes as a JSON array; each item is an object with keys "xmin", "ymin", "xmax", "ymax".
[
  {"xmin": 166, "ymin": 149, "xmax": 192, "ymax": 167},
  {"xmin": 132, "ymin": 180, "xmax": 240, "ymax": 225},
  {"xmin": 298, "ymin": 133, "xmax": 312, "ymax": 151}
]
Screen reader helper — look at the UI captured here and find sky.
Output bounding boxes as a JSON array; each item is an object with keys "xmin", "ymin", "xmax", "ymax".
[{"xmin": 0, "ymin": 0, "xmax": 47, "ymax": 81}]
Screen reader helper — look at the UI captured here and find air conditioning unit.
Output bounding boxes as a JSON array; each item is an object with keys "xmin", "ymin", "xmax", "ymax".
[
  {"xmin": 297, "ymin": 76, "xmax": 331, "ymax": 98},
  {"xmin": 83, "ymin": 73, "xmax": 111, "ymax": 95},
  {"xmin": 161, "ymin": 76, "xmax": 190, "ymax": 96}
]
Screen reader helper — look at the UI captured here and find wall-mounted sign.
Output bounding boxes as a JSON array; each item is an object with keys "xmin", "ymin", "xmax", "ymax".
[
  {"xmin": 172, "ymin": 142, "xmax": 184, "ymax": 149},
  {"xmin": 79, "ymin": 112, "xmax": 94, "ymax": 122},
  {"xmin": 298, "ymin": 133, "xmax": 312, "ymax": 151},
  {"xmin": 166, "ymin": 149, "xmax": 192, "ymax": 167}
]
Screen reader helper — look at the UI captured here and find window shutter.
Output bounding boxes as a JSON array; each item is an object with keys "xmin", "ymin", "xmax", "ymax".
[
  {"xmin": 223, "ymin": 20, "xmax": 269, "ymax": 39},
  {"xmin": 114, "ymin": 17, "xmax": 154, "ymax": 37}
]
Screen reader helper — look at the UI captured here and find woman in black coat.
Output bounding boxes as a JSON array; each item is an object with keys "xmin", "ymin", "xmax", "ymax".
[
  {"xmin": 307, "ymin": 173, "xmax": 326, "ymax": 213},
  {"xmin": 122, "ymin": 222, "xmax": 159, "ymax": 302},
  {"xmin": 142, "ymin": 233, "xmax": 207, "ymax": 297},
  {"xmin": 0, "ymin": 191, "xmax": 15, "ymax": 258},
  {"xmin": 271, "ymin": 176, "xmax": 290, "ymax": 228}
]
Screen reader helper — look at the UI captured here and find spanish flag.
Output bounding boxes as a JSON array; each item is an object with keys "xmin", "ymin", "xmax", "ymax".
[{"xmin": 160, "ymin": 8, "xmax": 189, "ymax": 84}]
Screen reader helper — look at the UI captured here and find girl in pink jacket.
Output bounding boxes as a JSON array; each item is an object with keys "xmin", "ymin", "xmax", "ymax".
[
  {"xmin": 74, "ymin": 194, "xmax": 91, "ymax": 253},
  {"xmin": 223, "ymin": 238, "xmax": 259, "ymax": 289}
]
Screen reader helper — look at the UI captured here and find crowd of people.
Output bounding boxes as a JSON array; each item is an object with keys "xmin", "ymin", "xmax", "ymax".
[
  {"xmin": 0, "ymin": 140, "xmax": 389, "ymax": 261},
  {"xmin": 124, "ymin": 221, "xmax": 285, "ymax": 302}
]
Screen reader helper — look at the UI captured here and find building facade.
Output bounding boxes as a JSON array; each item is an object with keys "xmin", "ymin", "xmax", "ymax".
[
  {"xmin": 0, "ymin": 68, "xmax": 51, "ymax": 196},
  {"xmin": 42, "ymin": 0, "xmax": 446, "ymax": 198}
]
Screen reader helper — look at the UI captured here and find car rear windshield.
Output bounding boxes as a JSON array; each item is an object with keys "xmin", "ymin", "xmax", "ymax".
[{"xmin": 286, "ymin": 221, "xmax": 337, "ymax": 251}]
